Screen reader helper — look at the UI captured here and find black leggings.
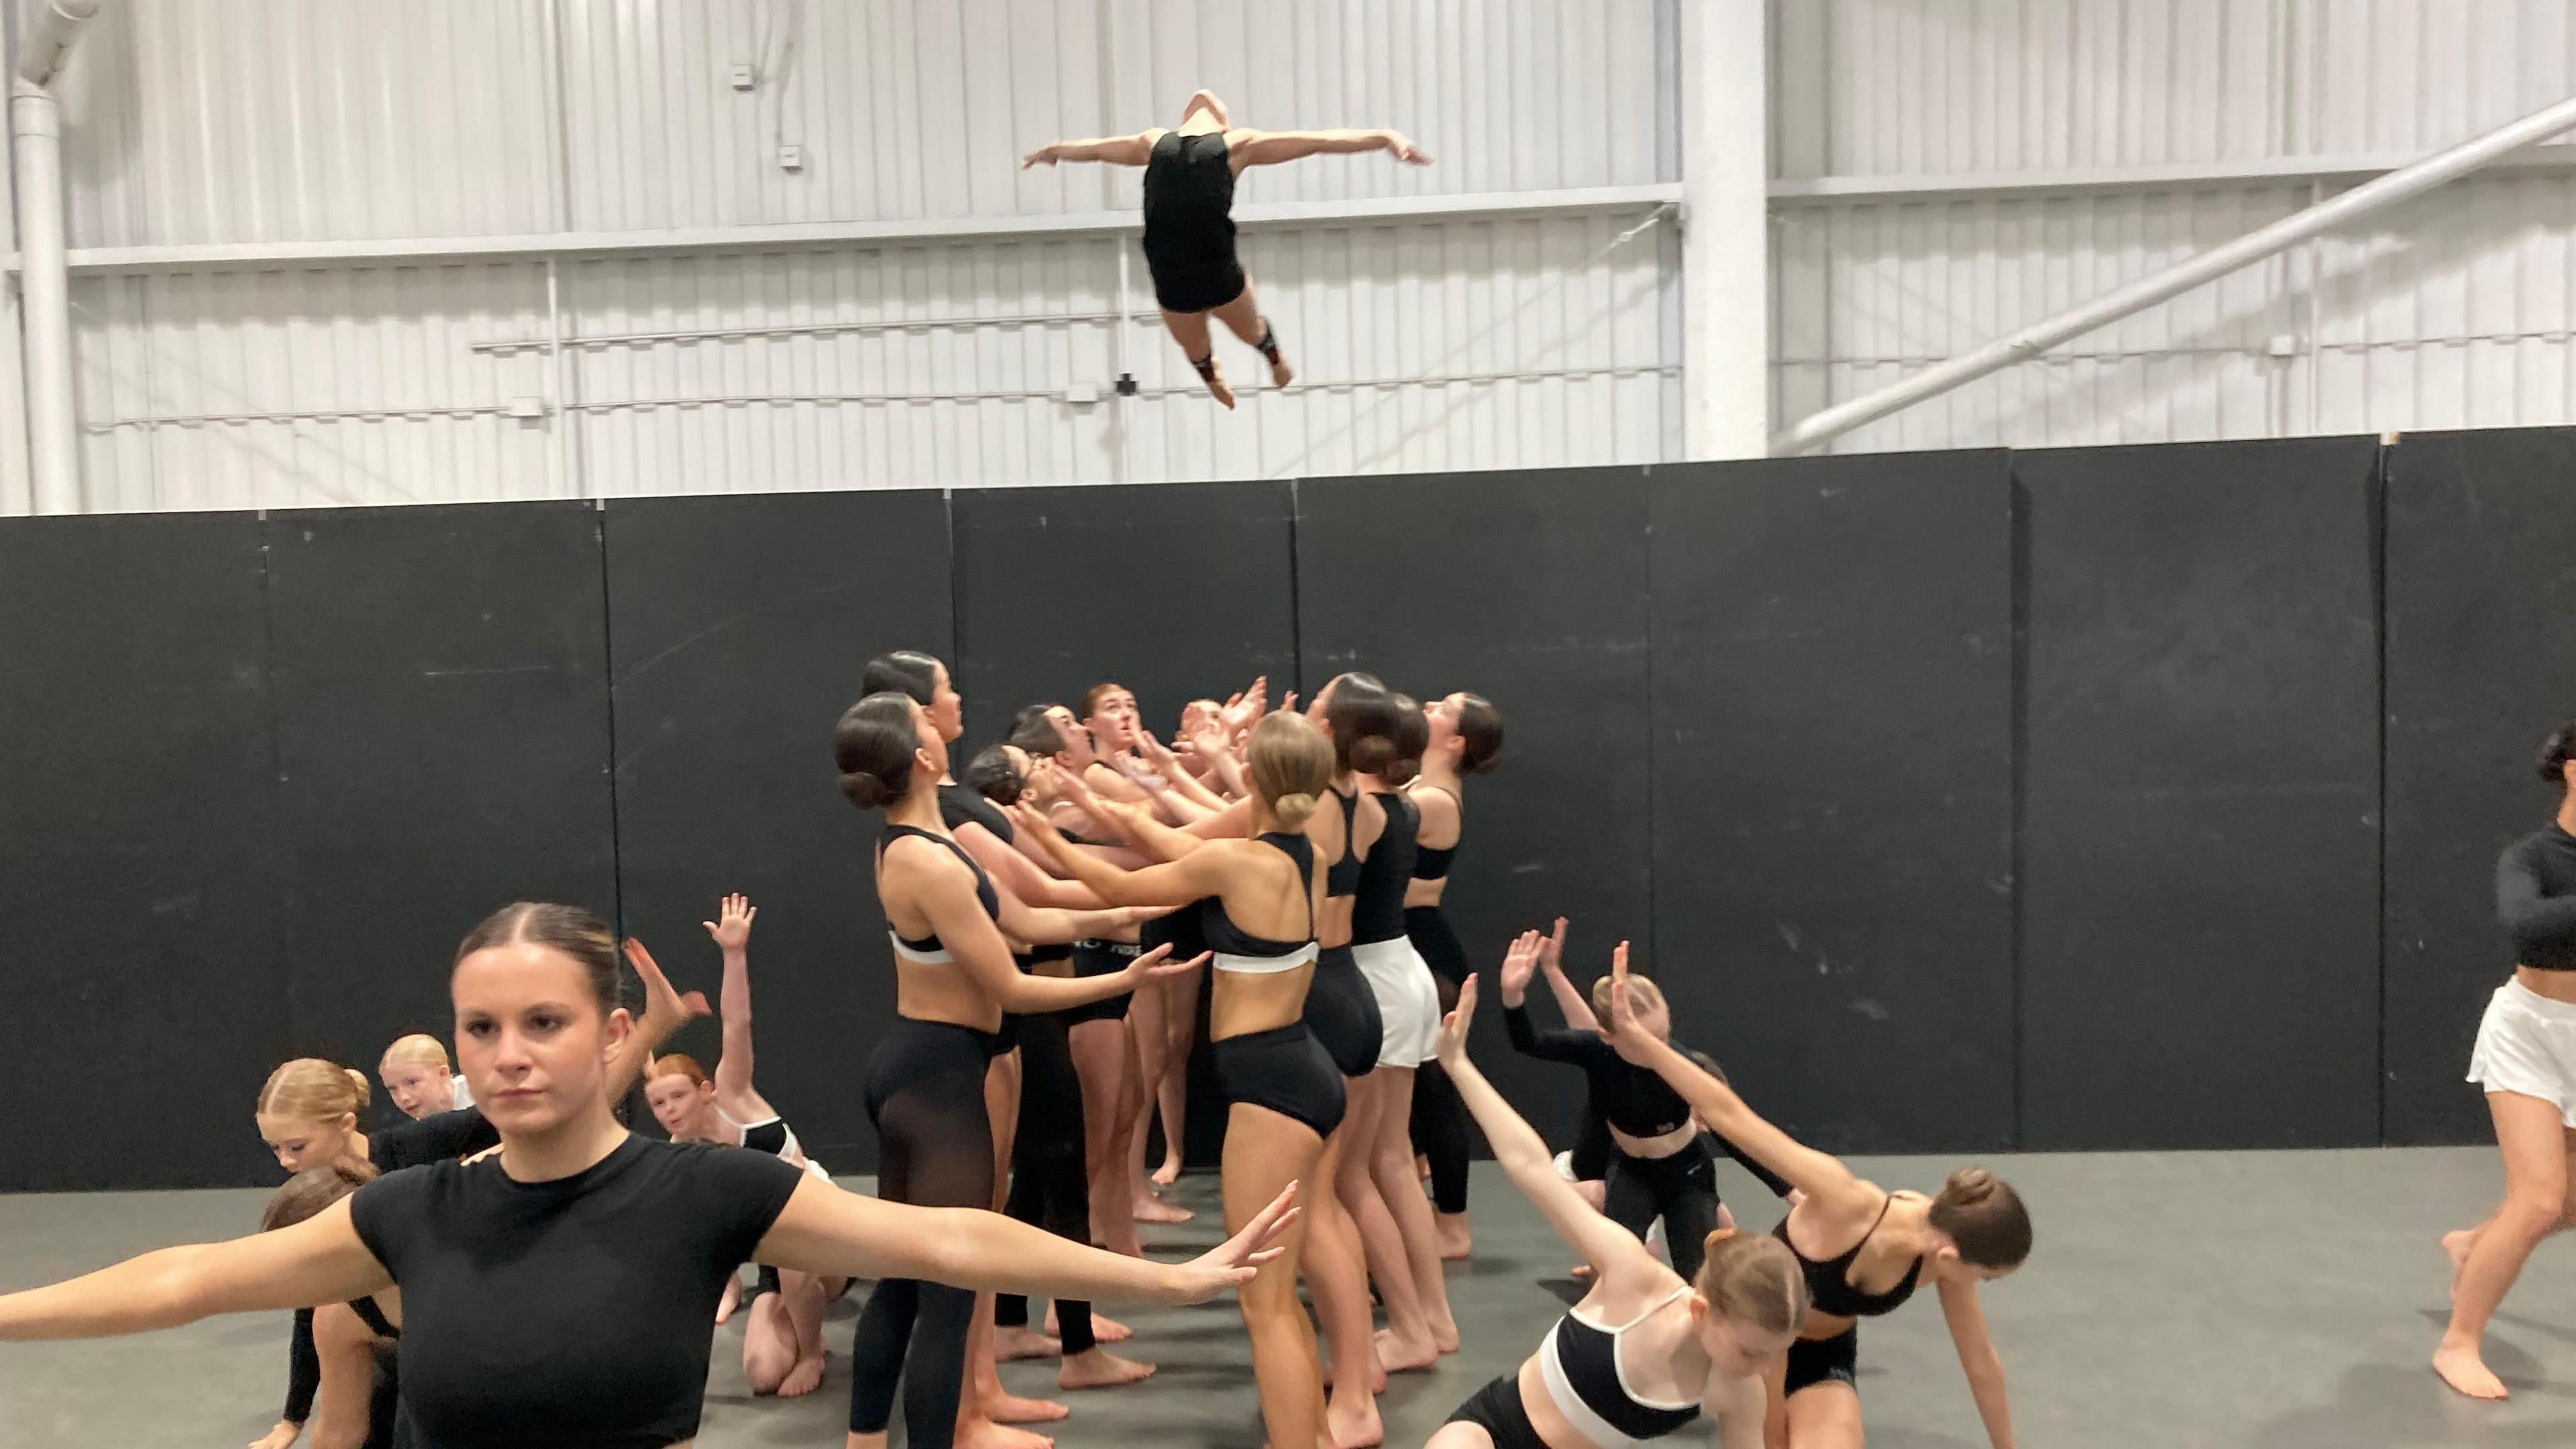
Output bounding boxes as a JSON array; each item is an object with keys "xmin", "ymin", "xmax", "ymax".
[
  {"xmin": 1404, "ymin": 920, "xmax": 1473, "ymax": 1214},
  {"xmin": 995, "ymin": 1012, "xmax": 1096, "ymax": 1355},
  {"xmin": 849, "ymin": 1019, "xmax": 998, "ymax": 1446},
  {"xmin": 1603, "ymin": 1139, "xmax": 1719, "ymax": 1283}
]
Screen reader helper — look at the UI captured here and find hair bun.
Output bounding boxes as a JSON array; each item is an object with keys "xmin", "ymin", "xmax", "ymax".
[
  {"xmin": 1702, "ymin": 1226, "xmax": 1740, "ymax": 1254},
  {"xmin": 1945, "ymin": 1166, "xmax": 1996, "ymax": 1203},
  {"xmin": 841, "ymin": 769, "xmax": 891, "ymax": 809},
  {"xmin": 343, "ymin": 1067, "xmax": 374, "ymax": 1106},
  {"xmin": 1272, "ymin": 790, "xmax": 1318, "ymax": 828}
]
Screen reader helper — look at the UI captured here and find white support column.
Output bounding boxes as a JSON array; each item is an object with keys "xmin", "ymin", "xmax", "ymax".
[
  {"xmin": 13, "ymin": 78, "xmax": 74, "ymax": 511},
  {"xmin": 1680, "ymin": 0, "xmax": 1768, "ymax": 460}
]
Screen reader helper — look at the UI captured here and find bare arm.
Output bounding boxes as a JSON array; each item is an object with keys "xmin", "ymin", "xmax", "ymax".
[
  {"xmin": 1435, "ymin": 963, "xmax": 1668, "ymax": 1291},
  {"xmin": 1938, "ymin": 1277, "xmax": 2016, "ymax": 1449},
  {"xmin": 955, "ymin": 818, "xmax": 1111, "ymax": 910},
  {"xmin": 757, "ymin": 1173, "xmax": 1296, "ymax": 1303},
  {"xmin": 892, "ymin": 837, "xmax": 1177, "ymax": 1012},
  {"xmin": 1228, "ymin": 127, "xmax": 1431, "ymax": 167},
  {"xmin": 307, "ymin": 1303, "xmax": 384, "ymax": 1449},
  {"xmin": 1014, "ymin": 802, "xmax": 1243, "ymax": 909},
  {"xmin": 1535, "ymin": 918, "xmax": 1597, "ymax": 1029},
  {"xmin": 615, "ymin": 941, "xmax": 712, "ymax": 1099},
  {"xmin": 1599, "ymin": 947, "xmax": 1863, "ymax": 1203},
  {"xmin": 706, "ymin": 895, "xmax": 760, "ymax": 1108},
  {"xmin": 1023, "ymin": 131, "xmax": 1156, "ymax": 168},
  {"xmin": 0, "ymin": 1201, "xmax": 390, "ymax": 1340},
  {"xmin": 1707, "ymin": 1373, "xmax": 1769, "ymax": 1449}
]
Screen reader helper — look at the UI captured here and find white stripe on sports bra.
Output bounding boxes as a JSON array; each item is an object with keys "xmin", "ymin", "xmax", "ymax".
[
  {"xmin": 1214, "ymin": 942, "xmax": 1318, "ymax": 975},
  {"xmin": 1535, "ymin": 1286, "xmax": 1698, "ymax": 1449},
  {"xmin": 889, "ymin": 930, "xmax": 953, "ymax": 964}
]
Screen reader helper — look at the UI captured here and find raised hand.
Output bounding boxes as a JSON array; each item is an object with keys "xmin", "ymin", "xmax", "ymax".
[
  {"xmin": 702, "ymin": 893, "xmax": 756, "ymax": 951},
  {"xmin": 1383, "ymin": 131, "xmax": 1434, "ymax": 165},
  {"xmin": 1220, "ymin": 676, "xmax": 1269, "ymax": 733},
  {"xmin": 1167, "ymin": 1182, "xmax": 1299, "ymax": 1301},
  {"xmin": 1599, "ymin": 941, "xmax": 1648, "ymax": 1057},
  {"xmin": 1537, "ymin": 916, "xmax": 1569, "ymax": 977},
  {"xmin": 1434, "ymin": 971, "xmax": 1479, "ymax": 1067},
  {"xmin": 1135, "ymin": 727, "xmax": 1181, "ymax": 772},
  {"xmin": 1497, "ymin": 927, "xmax": 1544, "ymax": 1004},
  {"xmin": 624, "ymin": 938, "xmax": 713, "ymax": 1034}
]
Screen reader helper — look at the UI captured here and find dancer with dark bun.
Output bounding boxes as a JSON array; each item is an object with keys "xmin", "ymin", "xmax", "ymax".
[
  {"xmin": 1429, "ymin": 938, "xmax": 1802, "ymax": 1449},
  {"xmin": 833, "ymin": 689, "xmax": 1197, "ymax": 1449},
  {"xmin": 259, "ymin": 1163, "xmax": 402, "ymax": 1449},
  {"xmin": 1023, "ymin": 89, "xmax": 1429, "ymax": 409},
  {"xmin": 1407, "ymin": 692, "xmax": 1503, "ymax": 1258},
  {"xmin": 2435, "ymin": 718, "xmax": 2576, "ymax": 1400},
  {"xmin": 1012, "ymin": 710, "xmax": 1344, "ymax": 1449},
  {"xmin": 638, "ymin": 894, "xmax": 846, "ymax": 1399},
  {"xmin": 0, "ymin": 900, "xmax": 1294, "ymax": 1449},
  {"xmin": 1596, "ymin": 949, "xmax": 2031, "ymax": 1449}
]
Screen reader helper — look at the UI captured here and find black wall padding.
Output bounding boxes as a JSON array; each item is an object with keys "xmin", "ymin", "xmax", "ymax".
[
  {"xmin": 266, "ymin": 504, "xmax": 619, "ymax": 1110},
  {"xmin": 952, "ymin": 480, "xmax": 1296, "ymax": 1167},
  {"xmin": 1650, "ymin": 453, "xmax": 2016, "ymax": 1155},
  {"xmin": 605, "ymin": 490, "xmax": 956, "ymax": 1173},
  {"xmin": 1292, "ymin": 467, "xmax": 1654, "ymax": 1137},
  {"xmin": 2382, "ymin": 429, "xmax": 2576, "ymax": 1144},
  {"xmin": 0, "ymin": 515, "xmax": 283, "ymax": 1191},
  {"xmin": 2017, "ymin": 439, "xmax": 2382, "ymax": 1150}
]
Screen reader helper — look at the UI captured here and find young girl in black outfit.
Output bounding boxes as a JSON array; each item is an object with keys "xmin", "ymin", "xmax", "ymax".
[
  {"xmin": 1, "ymin": 899, "xmax": 1294, "ymax": 1449},
  {"xmin": 1406, "ymin": 691, "xmax": 1503, "ymax": 1258}
]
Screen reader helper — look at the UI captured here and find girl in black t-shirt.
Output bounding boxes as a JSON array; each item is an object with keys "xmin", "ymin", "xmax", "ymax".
[{"xmin": 0, "ymin": 901, "xmax": 1295, "ymax": 1449}]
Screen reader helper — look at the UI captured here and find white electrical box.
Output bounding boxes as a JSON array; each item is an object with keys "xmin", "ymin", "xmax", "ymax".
[
  {"xmin": 778, "ymin": 144, "xmax": 804, "ymax": 171},
  {"xmin": 729, "ymin": 64, "xmax": 756, "ymax": 91},
  {"xmin": 1063, "ymin": 383, "xmax": 1100, "ymax": 406},
  {"xmin": 2266, "ymin": 333, "xmax": 2300, "ymax": 358},
  {"xmin": 507, "ymin": 396, "xmax": 547, "ymax": 419}
]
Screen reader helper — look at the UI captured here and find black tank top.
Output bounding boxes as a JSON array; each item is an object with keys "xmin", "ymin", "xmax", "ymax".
[
  {"xmin": 1142, "ymin": 131, "xmax": 1236, "ymax": 269},
  {"xmin": 1350, "ymin": 791, "xmax": 1417, "ymax": 945},
  {"xmin": 1326, "ymin": 788, "xmax": 1364, "ymax": 898},
  {"xmin": 1776, "ymin": 1198, "xmax": 1924, "ymax": 1319},
  {"xmin": 880, "ymin": 823, "xmax": 1000, "ymax": 959},
  {"xmin": 1411, "ymin": 785, "xmax": 1460, "ymax": 881}
]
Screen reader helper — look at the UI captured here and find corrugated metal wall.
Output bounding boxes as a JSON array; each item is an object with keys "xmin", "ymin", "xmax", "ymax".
[{"xmin": 1770, "ymin": 0, "xmax": 2576, "ymax": 452}]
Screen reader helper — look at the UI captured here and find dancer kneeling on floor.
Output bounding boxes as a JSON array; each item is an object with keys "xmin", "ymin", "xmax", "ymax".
[{"xmin": 1430, "ymin": 936, "xmax": 1802, "ymax": 1449}]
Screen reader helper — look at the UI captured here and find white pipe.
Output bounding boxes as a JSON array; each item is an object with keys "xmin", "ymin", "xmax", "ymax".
[
  {"xmin": 16, "ymin": 0, "xmax": 101, "ymax": 87},
  {"xmin": 1678, "ymin": 0, "xmax": 1766, "ymax": 459},
  {"xmin": 1770, "ymin": 91, "xmax": 2576, "ymax": 456},
  {"xmin": 14, "ymin": 80, "xmax": 75, "ymax": 511}
]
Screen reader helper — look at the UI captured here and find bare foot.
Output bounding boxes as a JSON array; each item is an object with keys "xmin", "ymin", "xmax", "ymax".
[
  {"xmin": 2433, "ymin": 1342, "xmax": 2510, "ymax": 1400},
  {"xmin": 1374, "ymin": 1327, "xmax": 1439, "ymax": 1373},
  {"xmin": 1436, "ymin": 1213, "xmax": 1472, "ymax": 1260},
  {"xmin": 983, "ymin": 1391, "xmax": 1071, "ymax": 1425},
  {"xmin": 1132, "ymin": 1193, "xmax": 1194, "ymax": 1225},
  {"xmin": 1201, "ymin": 364, "xmax": 1236, "ymax": 410},
  {"xmin": 2443, "ymin": 1229, "xmax": 2478, "ymax": 1301},
  {"xmin": 956, "ymin": 1417, "xmax": 1055, "ymax": 1449},
  {"xmin": 1059, "ymin": 1348, "xmax": 1158, "ymax": 1390},
  {"xmin": 1429, "ymin": 1316, "xmax": 1460, "ymax": 1355},
  {"xmin": 775, "ymin": 1350, "xmax": 826, "ymax": 1398},
  {"xmin": 1326, "ymin": 1392, "xmax": 1384, "ymax": 1449},
  {"xmin": 1151, "ymin": 1157, "xmax": 1182, "ymax": 1188},
  {"xmin": 1320, "ymin": 1356, "xmax": 1389, "ymax": 1395},
  {"xmin": 994, "ymin": 1325, "xmax": 1061, "ymax": 1362}
]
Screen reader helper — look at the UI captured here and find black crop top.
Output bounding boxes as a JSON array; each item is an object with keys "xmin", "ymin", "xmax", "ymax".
[
  {"xmin": 1776, "ymin": 1197, "xmax": 1923, "ymax": 1320},
  {"xmin": 2500, "ymin": 824, "xmax": 2576, "ymax": 969},
  {"xmin": 939, "ymin": 782, "xmax": 1016, "ymax": 847},
  {"xmin": 1201, "ymin": 833, "xmax": 1318, "ymax": 968},
  {"xmin": 1350, "ymin": 791, "xmax": 1417, "ymax": 946},
  {"xmin": 1326, "ymin": 788, "xmax": 1364, "ymax": 898},
  {"xmin": 1410, "ymin": 785, "xmax": 1459, "ymax": 882},
  {"xmin": 1505, "ymin": 1007, "xmax": 1694, "ymax": 1138},
  {"xmin": 881, "ymin": 823, "xmax": 1000, "ymax": 959},
  {"xmin": 348, "ymin": 1135, "xmax": 806, "ymax": 1448}
]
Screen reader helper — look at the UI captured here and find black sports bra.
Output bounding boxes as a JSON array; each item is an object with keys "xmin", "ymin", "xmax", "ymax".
[
  {"xmin": 1325, "ymin": 788, "xmax": 1364, "ymax": 898},
  {"xmin": 350, "ymin": 1294, "xmax": 398, "ymax": 1340},
  {"xmin": 1776, "ymin": 1197, "xmax": 1923, "ymax": 1319},
  {"xmin": 1201, "ymin": 833, "xmax": 1319, "ymax": 975},
  {"xmin": 1411, "ymin": 786, "xmax": 1460, "ymax": 881},
  {"xmin": 881, "ymin": 823, "xmax": 1000, "ymax": 962}
]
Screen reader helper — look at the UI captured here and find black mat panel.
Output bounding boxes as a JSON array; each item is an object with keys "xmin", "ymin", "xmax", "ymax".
[
  {"xmin": 1650, "ymin": 452, "xmax": 2015, "ymax": 1154},
  {"xmin": 0, "ymin": 513, "xmax": 282, "ymax": 1191},
  {"xmin": 266, "ymin": 504, "xmax": 618, "ymax": 1108},
  {"xmin": 606, "ymin": 489, "xmax": 955, "ymax": 1171},
  {"xmin": 2017, "ymin": 439, "xmax": 2381, "ymax": 1150},
  {"xmin": 2382, "ymin": 429, "xmax": 2576, "ymax": 1144}
]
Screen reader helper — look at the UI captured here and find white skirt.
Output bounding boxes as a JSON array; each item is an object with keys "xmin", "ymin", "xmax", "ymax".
[
  {"xmin": 1352, "ymin": 936, "xmax": 1442, "ymax": 1069},
  {"xmin": 2466, "ymin": 978, "xmax": 2576, "ymax": 1128}
]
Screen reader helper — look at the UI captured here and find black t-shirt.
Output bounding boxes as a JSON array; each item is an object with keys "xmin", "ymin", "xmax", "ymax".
[
  {"xmin": 371, "ymin": 1108, "xmax": 500, "ymax": 1173},
  {"xmin": 2500, "ymin": 824, "xmax": 2576, "ymax": 969},
  {"xmin": 348, "ymin": 1134, "xmax": 806, "ymax": 1448}
]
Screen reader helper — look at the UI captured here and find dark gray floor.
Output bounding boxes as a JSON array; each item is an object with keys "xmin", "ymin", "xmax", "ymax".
[{"xmin": 4, "ymin": 1148, "xmax": 2572, "ymax": 1448}]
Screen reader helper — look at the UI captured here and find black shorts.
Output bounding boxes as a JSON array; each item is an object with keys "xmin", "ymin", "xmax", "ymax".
[
  {"xmin": 1303, "ymin": 945, "xmax": 1384, "ymax": 1079},
  {"xmin": 1213, "ymin": 1022, "xmax": 1344, "ymax": 1138},
  {"xmin": 1442, "ymin": 1373, "xmax": 1547, "ymax": 1449},
  {"xmin": 1148, "ymin": 254, "xmax": 1248, "ymax": 315},
  {"xmin": 1060, "ymin": 939, "xmax": 1140, "ymax": 1025},
  {"xmin": 1404, "ymin": 905, "xmax": 1470, "ymax": 984},
  {"xmin": 1783, "ymin": 1327, "xmax": 1859, "ymax": 1398}
]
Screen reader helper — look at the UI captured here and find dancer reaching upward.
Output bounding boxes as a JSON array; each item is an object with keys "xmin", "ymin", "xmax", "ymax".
[{"xmin": 1024, "ymin": 89, "xmax": 1430, "ymax": 408}]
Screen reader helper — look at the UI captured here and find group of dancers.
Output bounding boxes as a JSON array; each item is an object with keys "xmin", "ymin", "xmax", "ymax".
[{"xmin": 0, "ymin": 649, "xmax": 2039, "ymax": 1449}]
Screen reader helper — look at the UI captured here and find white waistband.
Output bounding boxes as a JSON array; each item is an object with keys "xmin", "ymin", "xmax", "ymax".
[
  {"xmin": 1215, "ymin": 943, "xmax": 1319, "ymax": 975},
  {"xmin": 1350, "ymin": 936, "xmax": 1425, "ymax": 971},
  {"xmin": 889, "ymin": 930, "xmax": 953, "ymax": 965}
]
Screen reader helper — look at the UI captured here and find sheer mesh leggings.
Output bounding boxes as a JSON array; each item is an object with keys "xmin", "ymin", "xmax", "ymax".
[
  {"xmin": 994, "ymin": 1012, "xmax": 1097, "ymax": 1354},
  {"xmin": 848, "ymin": 1021, "xmax": 998, "ymax": 1446}
]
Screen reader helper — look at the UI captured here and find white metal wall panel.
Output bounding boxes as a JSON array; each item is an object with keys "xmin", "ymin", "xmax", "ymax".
[
  {"xmin": 72, "ymin": 264, "xmax": 559, "ymax": 511},
  {"xmin": 60, "ymin": 0, "xmax": 559, "ymax": 247}
]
